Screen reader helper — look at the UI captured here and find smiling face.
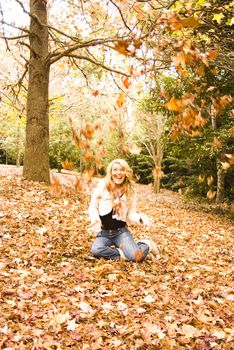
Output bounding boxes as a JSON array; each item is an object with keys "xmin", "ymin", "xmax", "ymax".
[{"xmin": 111, "ymin": 162, "xmax": 126, "ymax": 186}]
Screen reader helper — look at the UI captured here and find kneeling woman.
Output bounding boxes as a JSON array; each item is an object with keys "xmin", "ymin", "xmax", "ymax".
[{"xmin": 88, "ymin": 159, "xmax": 159, "ymax": 262}]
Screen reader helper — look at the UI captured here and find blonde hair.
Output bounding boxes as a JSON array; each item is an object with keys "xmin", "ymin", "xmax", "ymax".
[{"xmin": 105, "ymin": 159, "xmax": 135, "ymax": 200}]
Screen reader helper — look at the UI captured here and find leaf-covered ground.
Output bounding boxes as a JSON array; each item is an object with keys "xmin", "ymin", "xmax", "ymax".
[{"xmin": 0, "ymin": 167, "xmax": 233, "ymax": 349}]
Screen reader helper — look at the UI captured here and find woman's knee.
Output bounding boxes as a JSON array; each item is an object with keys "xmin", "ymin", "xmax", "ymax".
[
  {"xmin": 91, "ymin": 243, "xmax": 103, "ymax": 257},
  {"xmin": 125, "ymin": 249, "xmax": 146, "ymax": 262}
]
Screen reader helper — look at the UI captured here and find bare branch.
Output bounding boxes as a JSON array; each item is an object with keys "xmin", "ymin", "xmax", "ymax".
[
  {"xmin": 0, "ymin": 1, "xmax": 10, "ymax": 50},
  {"xmin": 70, "ymin": 57, "xmax": 90, "ymax": 87},
  {"xmin": 61, "ymin": 53, "xmax": 130, "ymax": 77},
  {"xmin": 48, "ymin": 37, "xmax": 127, "ymax": 64},
  {"xmin": 109, "ymin": 0, "xmax": 133, "ymax": 33},
  {"xmin": 0, "ymin": 34, "xmax": 28, "ymax": 40}
]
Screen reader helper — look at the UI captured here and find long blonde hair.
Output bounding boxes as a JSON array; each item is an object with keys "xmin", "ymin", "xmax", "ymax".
[{"xmin": 105, "ymin": 159, "xmax": 135, "ymax": 200}]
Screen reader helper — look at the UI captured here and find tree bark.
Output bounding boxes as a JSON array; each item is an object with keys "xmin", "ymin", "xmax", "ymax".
[
  {"xmin": 216, "ymin": 159, "xmax": 225, "ymax": 203},
  {"xmin": 23, "ymin": 0, "xmax": 50, "ymax": 183}
]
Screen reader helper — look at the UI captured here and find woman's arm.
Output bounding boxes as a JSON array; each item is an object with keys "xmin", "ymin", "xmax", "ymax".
[
  {"xmin": 127, "ymin": 192, "xmax": 142, "ymax": 224},
  {"xmin": 88, "ymin": 184, "xmax": 102, "ymax": 233},
  {"xmin": 127, "ymin": 191, "xmax": 152, "ymax": 227}
]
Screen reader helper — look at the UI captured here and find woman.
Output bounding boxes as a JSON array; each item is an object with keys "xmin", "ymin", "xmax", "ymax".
[{"xmin": 88, "ymin": 159, "xmax": 159, "ymax": 262}]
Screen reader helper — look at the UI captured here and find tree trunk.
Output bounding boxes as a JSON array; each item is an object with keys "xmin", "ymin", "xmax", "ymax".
[
  {"xmin": 152, "ymin": 166, "xmax": 163, "ymax": 194},
  {"xmin": 23, "ymin": 0, "xmax": 50, "ymax": 183},
  {"xmin": 16, "ymin": 117, "xmax": 20, "ymax": 167},
  {"xmin": 216, "ymin": 159, "xmax": 225, "ymax": 203}
]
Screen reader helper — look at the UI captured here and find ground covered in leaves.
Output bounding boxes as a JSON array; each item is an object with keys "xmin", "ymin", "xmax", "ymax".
[{"xmin": 0, "ymin": 167, "xmax": 233, "ymax": 349}]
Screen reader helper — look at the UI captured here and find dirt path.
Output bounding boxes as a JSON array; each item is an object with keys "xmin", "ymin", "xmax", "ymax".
[{"xmin": 0, "ymin": 166, "xmax": 233, "ymax": 349}]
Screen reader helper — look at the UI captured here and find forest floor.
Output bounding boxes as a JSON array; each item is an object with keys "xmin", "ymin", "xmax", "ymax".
[{"xmin": 0, "ymin": 165, "xmax": 233, "ymax": 350}]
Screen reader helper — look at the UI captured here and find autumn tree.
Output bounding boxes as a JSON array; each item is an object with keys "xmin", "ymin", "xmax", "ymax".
[
  {"xmin": 139, "ymin": 0, "xmax": 233, "ymax": 201},
  {"xmin": 0, "ymin": 0, "xmax": 150, "ymax": 183}
]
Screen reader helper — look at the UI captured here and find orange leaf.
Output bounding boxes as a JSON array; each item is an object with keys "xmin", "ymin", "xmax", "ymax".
[
  {"xmin": 83, "ymin": 150, "xmax": 94, "ymax": 162},
  {"xmin": 123, "ymin": 77, "xmax": 131, "ymax": 89},
  {"xmin": 226, "ymin": 153, "xmax": 234, "ymax": 165},
  {"xmin": 61, "ymin": 159, "xmax": 74, "ymax": 170},
  {"xmin": 207, "ymin": 190, "xmax": 216, "ymax": 199},
  {"xmin": 207, "ymin": 50, "xmax": 218, "ymax": 60},
  {"xmin": 50, "ymin": 176, "xmax": 62, "ymax": 196},
  {"xmin": 114, "ymin": 40, "xmax": 130, "ymax": 56},
  {"xmin": 207, "ymin": 176, "xmax": 214, "ymax": 186},
  {"xmin": 133, "ymin": 38, "xmax": 142, "ymax": 49},
  {"xmin": 75, "ymin": 179, "xmax": 83, "ymax": 191},
  {"xmin": 85, "ymin": 167, "xmax": 95, "ymax": 178},
  {"xmin": 80, "ymin": 123, "xmax": 95, "ymax": 140},
  {"xmin": 92, "ymin": 90, "xmax": 99, "ymax": 97},
  {"xmin": 181, "ymin": 17, "xmax": 200, "ymax": 28},
  {"xmin": 211, "ymin": 138, "xmax": 222, "ymax": 148},
  {"xmin": 166, "ymin": 97, "xmax": 182, "ymax": 112}
]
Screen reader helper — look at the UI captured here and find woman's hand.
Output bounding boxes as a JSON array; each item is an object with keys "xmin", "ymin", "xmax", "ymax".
[
  {"xmin": 88, "ymin": 220, "xmax": 102, "ymax": 234},
  {"xmin": 140, "ymin": 213, "xmax": 153, "ymax": 227}
]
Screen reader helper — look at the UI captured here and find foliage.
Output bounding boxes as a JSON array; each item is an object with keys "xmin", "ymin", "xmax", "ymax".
[
  {"xmin": 49, "ymin": 119, "xmax": 80, "ymax": 171},
  {"xmin": 127, "ymin": 151, "xmax": 154, "ymax": 184},
  {"xmin": 0, "ymin": 171, "xmax": 233, "ymax": 349}
]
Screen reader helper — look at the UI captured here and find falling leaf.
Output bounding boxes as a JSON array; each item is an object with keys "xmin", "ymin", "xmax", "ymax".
[
  {"xmin": 165, "ymin": 96, "xmax": 182, "ymax": 112},
  {"xmin": 207, "ymin": 176, "xmax": 214, "ymax": 186},
  {"xmin": 114, "ymin": 40, "xmax": 130, "ymax": 56},
  {"xmin": 92, "ymin": 90, "xmax": 99, "ymax": 96},
  {"xmin": 226, "ymin": 153, "xmax": 234, "ymax": 165},
  {"xmin": 207, "ymin": 190, "xmax": 216, "ymax": 199},
  {"xmin": 133, "ymin": 38, "xmax": 143, "ymax": 49},
  {"xmin": 116, "ymin": 92, "xmax": 126, "ymax": 108},
  {"xmin": 221, "ymin": 162, "xmax": 231, "ymax": 170},
  {"xmin": 211, "ymin": 138, "xmax": 222, "ymax": 148},
  {"xmin": 61, "ymin": 159, "xmax": 74, "ymax": 170},
  {"xmin": 123, "ymin": 77, "xmax": 131, "ymax": 89},
  {"xmin": 50, "ymin": 176, "xmax": 62, "ymax": 196},
  {"xmin": 181, "ymin": 16, "xmax": 200, "ymax": 28}
]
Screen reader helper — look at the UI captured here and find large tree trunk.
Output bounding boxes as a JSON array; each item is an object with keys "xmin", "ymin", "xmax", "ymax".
[{"xmin": 23, "ymin": 0, "xmax": 50, "ymax": 183}]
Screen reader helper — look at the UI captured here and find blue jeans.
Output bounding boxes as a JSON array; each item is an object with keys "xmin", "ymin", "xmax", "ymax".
[{"xmin": 91, "ymin": 227, "xmax": 149, "ymax": 262}]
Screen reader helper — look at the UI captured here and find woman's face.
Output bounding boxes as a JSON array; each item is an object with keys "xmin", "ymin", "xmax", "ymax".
[{"xmin": 111, "ymin": 163, "xmax": 126, "ymax": 186}]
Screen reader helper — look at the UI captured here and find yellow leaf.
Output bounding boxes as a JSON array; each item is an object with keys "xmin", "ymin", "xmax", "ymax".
[
  {"xmin": 116, "ymin": 92, "xmax": 126, "ymax": 108},
  {"xmin": 213, "ymin": 13, "xmax": 224, "ymax": 24},
  {"xmin": 207, "ymin": 176, "xmax": 214, "ymax": 186}
]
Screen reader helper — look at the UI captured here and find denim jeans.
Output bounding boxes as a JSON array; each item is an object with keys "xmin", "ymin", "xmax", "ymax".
[{"xmin": 91, "ymin": 227, "xmax": 149, "ymax": 262}]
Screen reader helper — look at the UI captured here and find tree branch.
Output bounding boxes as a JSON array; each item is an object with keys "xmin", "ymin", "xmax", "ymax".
[
  {"xmin": 60, "ymin": 53, "xmax": 130, "ymax": 77},
  {"xmin": 0, "ymin": 34, "xmax": 28, "ymax": 40},
  {"xmin": 48, "ymin": 37, "xmax": 127, "ymax": 64},
  {"xmin": 109, "ymin": 0, "xmax": 133, "ymax": 33}
]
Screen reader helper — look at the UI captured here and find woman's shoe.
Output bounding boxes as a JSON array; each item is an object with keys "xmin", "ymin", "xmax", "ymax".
[{"xmin": 139, "ymin": 238, "xmax": 160, "ymax": 257}]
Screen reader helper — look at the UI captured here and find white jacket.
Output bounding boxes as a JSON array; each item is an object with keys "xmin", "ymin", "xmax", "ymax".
[{"xmin": 88, "ymin": 179, "xmax": 142, "ymax": 232}]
